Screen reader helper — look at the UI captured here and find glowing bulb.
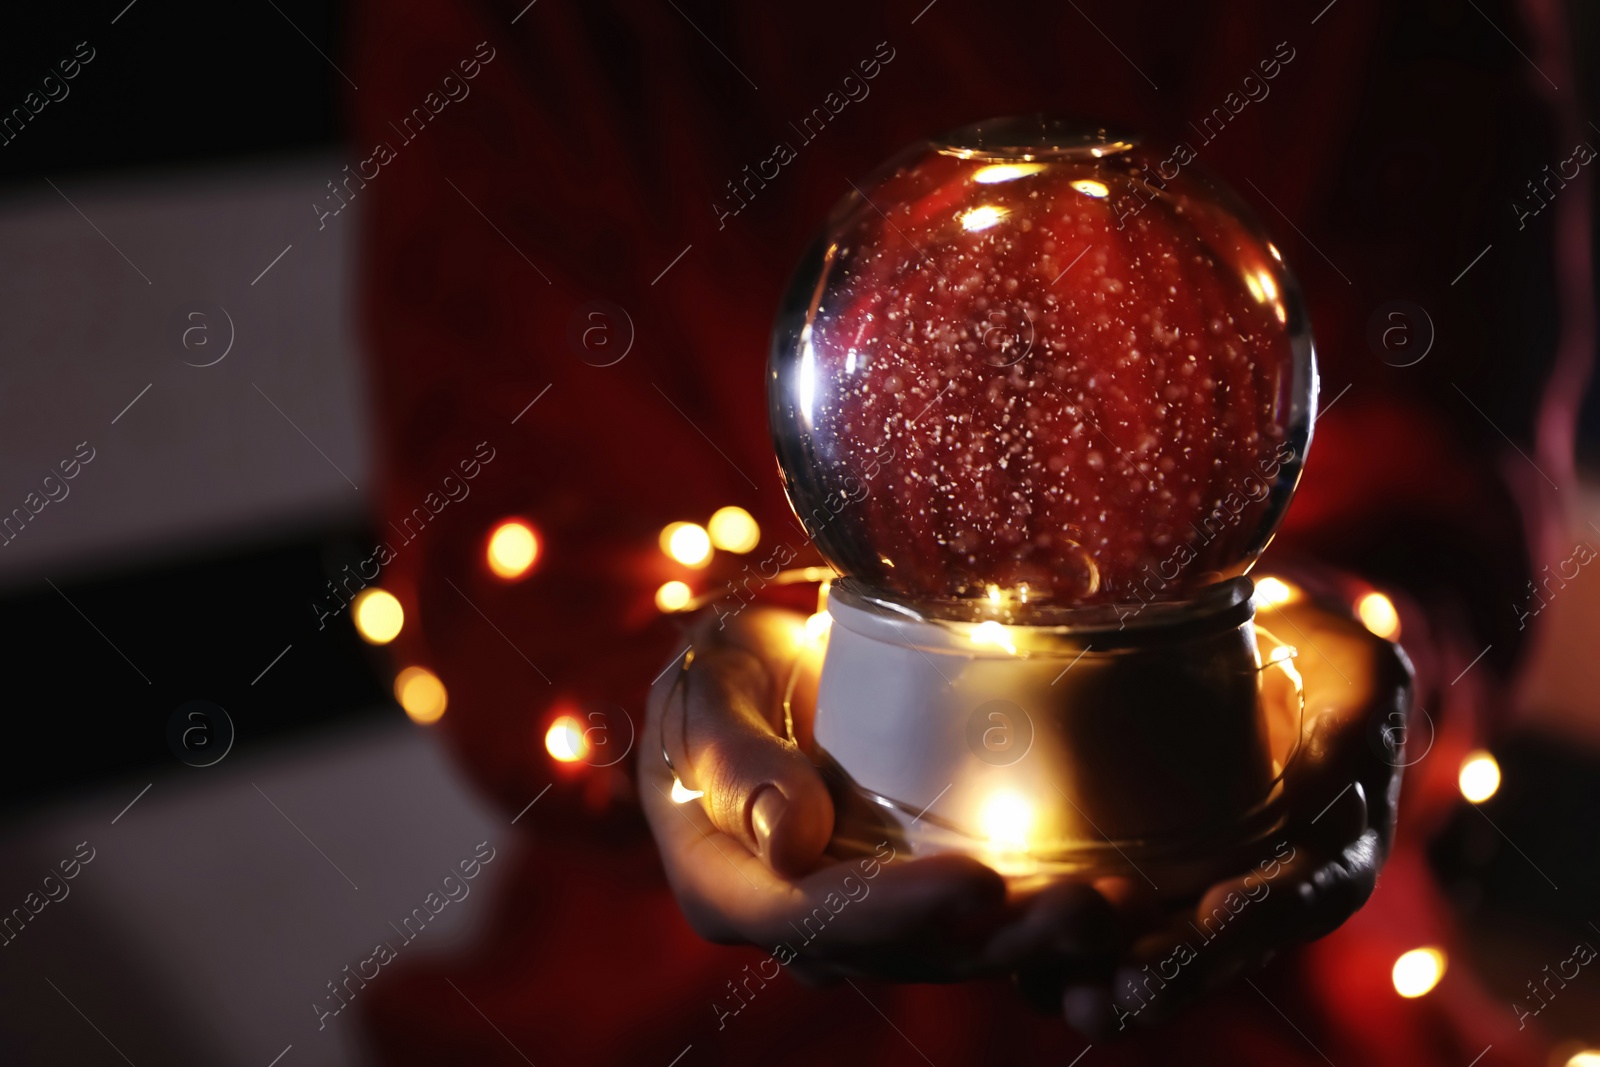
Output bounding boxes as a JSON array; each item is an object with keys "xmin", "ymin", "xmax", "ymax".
[
  {"xmin": 545, "ymin": 715, "xmax": 588, "ymax": 763},
  {"xmin": 486, "ymin": 520, "xmax": 539, "ymax": 580},
  {"xmin": 1565, "ymin": 1052, "xmax": 1600, "ymax": 1067},
  {"xmin": 1356, "ymin": 591, "xmax": 1401, "ymax": 640},
  {"xmin": 1254, "ymin": 576, "xmax": 1295, "ymax": 607},
  {"xmin": 708, "ymin": 506, "xmax": 760, "ymax": 553},
  {"xmin": 971, "ymin": 620, "xmax": 1017, "ymax": 655},
  {"xmin": 655, "ymin": 580, "xmax": 692, "ymax": 612},
  {"xmin": 805, "ymin": 611, "xmax": 832, "ymax": 643},
  {"xmin": 1392, "ymin": 947, "xmax": 1445, "ymax": 998},
  {"xmin": 1263, "ymin": 640, "xmax": 1303, "ymax": 693},
  {"xmin": 1070, "ymin": 179, "xmax": 1109, "ymax": 198},
  {"xmin": 352, "ymin": 588, "xmax": 404, "ymax": 645},
  {"xmin": 395, "ymin": 666, "xmax": 447, "ymax": 724},
  {"xmin": 979, "ymin": 792, "xmax": 1033, "ymax": 851},
  {"xmin": 1458, "ymin": 751, "xmax": 1501, "ymax": 804},
  {"xmin": 972, "ymin": 163, "xmax": 1046, "ymax": 184},
  {"xmin": 959, "ymin": 205, "xmax": 1008, "ymax": 232},
  {"xmin": 986, "ymin": 584, "xmax": 1003, "ymax": 605},
  {"xmin": 670, "ymin": 777, "xmax": 704, "ymax": 803},
  {"xmin": 660, "ymin": 522, "xmax": 712, "ymax": 567}
]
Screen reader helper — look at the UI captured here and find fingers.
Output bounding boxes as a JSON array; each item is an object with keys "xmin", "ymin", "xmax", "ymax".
[
  {"xmin": 1101, "ymin": 885, "xmax": 1299, "ymax": 1029},
  {"xmin": 660, "ymin": 810, "xmax": 1009, "ymax": 978},
  {"xmin": 679, "ymin": 644, "xmax": 834, "ymax": 877},
  {"xmin": 1005, "ymin": 882, "xmax": 1124, "ymax": 1019},
  {"xmin": 638, "ymin": 614, "xmax": 1012, "ymax": 981},
  {"xmin": 1052, "ymin": 599, "xmax": 1412, "ymax": 1034},
  {"xmin": 1097, "ymin": 825, "xmax": 1382, "ymax": 1034},
  {"xmin": 1277, "ymin": 601, "xmax": 1412, "ymax": 838},
  {"xmin": 639, "ymin": 640, "xmax": 792, "ymax": 942},
  {"xmin": 771, "ymin": 852, "xmax": 1006, "ymax": 959},
  {"xmin": 1295, "ymin": 827, "xmax": 1382, "ymax": 941},
  {"xmin": 984, "ymin": 880, "xmax": 1120, "ymax": 972},
  {"xmin": 771, "ymin": 855, "xmax": 1073, "ymax": 985},
  {"xmin": 646, "ymin": 792, "xmax": 784, "ymax": 944}
]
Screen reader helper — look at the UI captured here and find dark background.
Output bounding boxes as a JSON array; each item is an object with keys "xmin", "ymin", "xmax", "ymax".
[{"xmin": 0, "ymin": 1, "xmax": 385, "ymax": 811}]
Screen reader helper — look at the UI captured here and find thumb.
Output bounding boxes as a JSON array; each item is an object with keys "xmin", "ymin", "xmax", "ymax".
[{"xmin": 680, "ymin": 645, "xmax": 835, "ymax": 877}]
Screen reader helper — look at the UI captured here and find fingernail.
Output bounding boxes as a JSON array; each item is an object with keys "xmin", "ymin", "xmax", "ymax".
[{"xmin": 751, "ymin": 787, "xmax": 787, "ymax": 861}]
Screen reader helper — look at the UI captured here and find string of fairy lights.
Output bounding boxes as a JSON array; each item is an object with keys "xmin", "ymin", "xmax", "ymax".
[
  {"xmin": 343, "ymin": 508, "xmax": 765, "ymax": 736},
  {"xmin": 330, "ymin": 512, "xmax": 1600, "ymax": 1033},
  {"xmin": 346, "ymin": 516, "xmax": 546, "ymax": 725}
]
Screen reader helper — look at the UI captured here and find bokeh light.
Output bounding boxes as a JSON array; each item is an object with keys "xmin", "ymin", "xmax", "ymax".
[
  {"xmin": 486, "ymin": 519, "xmax": 540, "ymax": 580},
  {"xmin": 545, "ymin": 715, "xmax": 588, "ymax": 763},
  {"xmin": 395, "ymin": 666, "xmax": 447, "ymax": 724},
  {"xmin": 707, "ymin": 506, "xmax": 760, "ymax": 553},
  {"xmin": 1392, "ymin": 947, "xmax": 1445, "ymax": 998},
  {"xmin": 1458, "ymin": 751, "xmax": 1502, "ymax": 804},
  {"xmin": 655, "ymin": 580, "xmax": 692, "ymax": 612},
  {"xmin": 1254, "ymin": 576, "xmax": 1296, "ymax": 607},
  {"xmin": 352, "ymin": 588, "xmax": 404, "ymax": 645},
  {"xmin": 660, "ymin": 522, "xmax": 712, "ymax": 567},
  {"xmin": 1356, "ymin": 591, "xmax": 1401, "ymax": 639}
]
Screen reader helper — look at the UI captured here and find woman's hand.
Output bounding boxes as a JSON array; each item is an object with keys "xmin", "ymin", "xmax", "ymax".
[
  {"xmin": 1056, "ymin": 596, "xmax": 1414, "ymax": 1034},
  {"xmin": 638, "ymin": 594, "xmax": 1412, "ymax": 1011},
  {"xmin": 638, "ymin": 607, "xmax": 1118, "ymax": 985}
]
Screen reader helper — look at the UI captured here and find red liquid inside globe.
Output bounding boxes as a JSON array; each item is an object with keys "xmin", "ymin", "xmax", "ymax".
[{"xmin": 772, "ymin": 125, "xmax": 1310, "ymax": 611}]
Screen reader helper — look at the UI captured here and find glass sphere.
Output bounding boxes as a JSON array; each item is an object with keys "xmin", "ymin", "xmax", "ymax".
[{"xmin": 769, "ymin": 117, "xmax": 1315, "ymax": 614}]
